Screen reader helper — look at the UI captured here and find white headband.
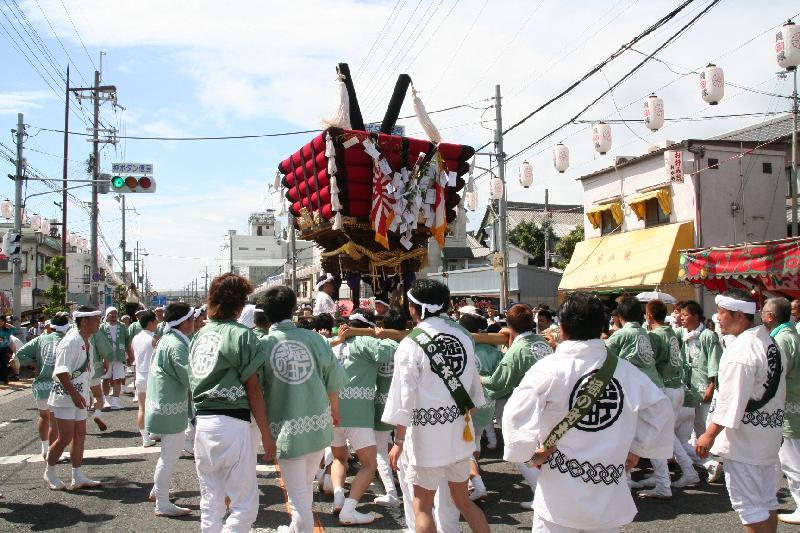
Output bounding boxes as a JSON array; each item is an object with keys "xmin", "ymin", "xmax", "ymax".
[
  {"xmin": 51, "ymin": 323, "xmax": 71, "ymax": 333},
  {"xmin": 715, "ymin": 295, "xmax": 756, "ymax": 315},
  {"xmin": 73, "ymin": 310, "xmax": 101, "ymax": 319},
  {"xmin": 104, "ymin": 307, "xmax": 117, "ymax": 317},
  {"xmin": 164, "ymin": 307, "xmax": 195, "ymax": 334},
  {"xmin": 349, "ymin": 313, "xmax": 376, "ymax": 328},
  {"xmin": 374, "ymin": 299, "xmax": 389, "ymax": 308},
  {"xmin": 316, "ymin": 275, "xmax": 335, "ymax": 290},
  {"xmin": 407, "ymin": 290, "xmax": 443, "ymax": 319}
]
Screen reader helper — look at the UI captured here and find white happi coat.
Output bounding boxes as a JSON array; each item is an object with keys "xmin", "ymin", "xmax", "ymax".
[
  {"xmin": 382, "ymin": 316, "xmax": 485, "ymax": 468},
  {"xmin": 48, "ymin": 328, "xmax": 93, "ymax": 408},
  {"xmin": 503, "ymin": 339, "xmax": 673, "ymax": 530},
  {"xmin": 313, "ymin": 291, "xmax": 335, "ymax": 316},
  {"xmin": 710, "ymin": 325, "xmax": 786, "ymax": 465}
]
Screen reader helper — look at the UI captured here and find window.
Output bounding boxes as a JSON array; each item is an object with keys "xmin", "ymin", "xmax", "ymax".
[
  {"xmin": 708, "ymin": 158, "xmax": 719, "ymax": 169},
  {"xmin": 256, "ymin": 226, "xmax": 263, "ymax": 236},
  {"xmin": 255, "ymin": 247, "xmax": 265, "ymax": 251},
  {"xmin": 36, "ymin": 253, "xmax": 47, "ymax": 274},
  {"xmin": 763, "ymin": 162, "xmax": 773, "ymax": 174},
  {"xmin": 83, "ymin": 264, "xmax": 90, "ymax": 284},
  {"xmin": 644, "ymin": 198, "xmax": 670, "ymax": 227},
  {"xmin": 600, "ymin": 210, "xmax": 617, "ymax": 235},
  {"xmin": 238, "ymin": 247, "xmax": 249, "ymax": 251}
]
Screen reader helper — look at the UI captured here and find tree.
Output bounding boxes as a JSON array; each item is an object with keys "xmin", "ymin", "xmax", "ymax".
[
  {"xmin": 508, "ymin": 220, "xmax": 557, "ymax": 267},
  {"xmin": 42, "ymin": 255, "xmax": 68, "ymax": 316},
  {"xmin": 554, "ymin": 225, "xmax": 585, "ymax": 269}
]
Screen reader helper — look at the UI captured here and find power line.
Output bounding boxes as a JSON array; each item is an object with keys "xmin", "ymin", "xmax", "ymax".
[
  {"xmin": 58, "ymin": 0, "xmax": 95, "ymax": 70},
  {"xmin": 32, "ymin": 0, "xmax": 89, "ymax": 85}
]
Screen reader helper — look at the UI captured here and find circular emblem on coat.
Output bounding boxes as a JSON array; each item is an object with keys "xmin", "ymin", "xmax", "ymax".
[
  {"xmin": 42, "ymin": 341, "xmax": 57, "ymax": 367},
  {"xmin": 270, "ymin": 340, "xmax": 316, "ymax": 384},
  {"xmin": 636, "ymin": 335, "xmax": 655, "ymax": 365},
  {"xmin": 668, "ymin": 336, "xmax": 682, "ymax": 367},
  {"xmin": 378, "ymin": 360, "xmax": 394, "ymax": 377},
  {"xmin": 190, "ymin": 332, "xmax": 222, "ymax": 379},
  {"xmin": 432, "ymin": 333, "xmax": 467, "ymax": 377},
  {"xmin": 530, "ymin": 341, "xmax": 553, "ymax": 361},
  {"xmin": 568, "ymin": 370, "xmax": 625, "ymax": 432}
]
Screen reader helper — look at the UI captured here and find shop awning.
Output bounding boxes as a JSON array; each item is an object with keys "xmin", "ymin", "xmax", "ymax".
[
  {"xmin": 679, "ymin": 237, "xmax": 800, "ymax": 298},
  {"xmin": 586, "ymin": 202, "xmax": 623, "ymax": 229},
  {"xmin": 629, "ymin": 188, "xmax": 671, "ymax": 220},
  {"xmin": 559, "ymin": 221, "xmax": 694, "ymax": 291}
]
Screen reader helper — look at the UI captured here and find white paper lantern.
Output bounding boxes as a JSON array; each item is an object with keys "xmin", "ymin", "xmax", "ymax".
[
  {"xmin": 68, "ymin": 233, "xmax": 79, "ymax": 246},
  {"xmin": 519, "ymin": 161, "xmax": 534, "ymax": 188},
  {"xmin": 643, "ymin": 95, "xmax": 665, "ymax": 131},
  {"xmin": 776, "ymin": 21, "xmax": 800, "ymax": 71},
  {"xmin": 593, "ymin": 123, "xmax": 612, "ymax": 155},
  {"xmin": 490, "ymin": 177, "xmax": 504, "ymax": 200},
  {"xmin": 30, "ymin": 214, "xmax": 41, "ymax": 231},
  {"xmin": 41, "ymin": 219, "xmax": 50, "ymax": 234},
  {"xmin": 465, "ymin": 190, "xmax": 478, "ymax": 211},
  {"xmin": 80, "ymin": 238, "xmax": 88, "ymax": 252},
  {"xmin": 553, "ymin": 144, "xmax": 570, "ymax": 173},
  {"xmin": 0, "ymin": 200, "xmax": 11, "ymax": 220},
  {"xmin": 700, "ymin": 64, "xmax": 724, "ymax": 105}
]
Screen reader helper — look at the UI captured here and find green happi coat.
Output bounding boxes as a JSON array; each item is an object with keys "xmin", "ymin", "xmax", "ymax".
[
  {"xmin": 648, "ymin": 325, "xmax": 684, "ymax": 389},
  {"xmin": 335, "ymin": 335, "xmax": 394, "ymax": 428},
  {"xmin": 91, "ymin": 330, "xmax": 111, "ymax": 380},
  {"xmin": 128, "ymin": 321, "xmax": 143, "ymax": 342},
  {"xmin": 260, "ymin": 321, "xmax": 347, "ymax": 459},
  {"xmin": 606, "ymin": 322, "xmax": 663, "ymax": 387},
  {"xmin": 482, "ymin": 332, "xmax": 553, "ymax": 400},
  {"xmin": 472, "ymin": 343, "xmax": 503, "ymax": 429},
  {"xmin": 774, "ymin": 325, "xmax": 800, "ymax": 438},
  {"xmin": 374, "ymin": 338, "xmax": 399, "ymax": 432},
  {"xmin": 16, "ymin": 331, "xmax": 65, "ymax": 400},
  {"xmin": 254, "ymin": 327, "xmax": 270, "ymax": 340},
  {"xmin": 145, "ymin": 330, "xmax": 192, "ymax": 435},
  {"xmin": 681, "ymin": 326, "xmax": 722, "ymax": 407},
  {"xmin": 189, "ymin": 319, "xmax": 265, "ymax": 411},
  {"xmin": 98, "ymin": 321, "xmax": 130, "ymax": 363}
]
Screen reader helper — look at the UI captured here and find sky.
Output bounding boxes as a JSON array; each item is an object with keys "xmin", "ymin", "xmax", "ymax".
[{"xmin": 0, "ymin": 0, "xmax": 798, "ymax": 290}]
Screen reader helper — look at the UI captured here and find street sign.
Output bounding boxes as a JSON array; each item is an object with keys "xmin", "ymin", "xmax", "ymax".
[
  {"xmin": 92, "ymin": 271, "xmax": 101, "ymax": 282},
  {"xmin": 151, "ymin": 295, "xmax": 167, "ymax": 307},
  {"xmin": 112, "ymin": 163, "xmax": 153, "ymax": 174},
  {"xmin": 21, "ymin": 279, "xmax": 32, "ymax": 307}
]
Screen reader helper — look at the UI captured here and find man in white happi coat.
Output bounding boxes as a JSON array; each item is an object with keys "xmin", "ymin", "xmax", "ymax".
[
  {"xmin": 43, "ymin": 306, "xmax": 103, "ymax": 491},
  {"xmin": 131, "ymin": 310, "xmax": 158, "ymax": 447},
  {"xmin": 384, "ymin": 278, "xmax": 490, "ymax": 533},
  {"xmin": 503, "ymin": 292, "xmax": 674, "ymax": 533},
  {"xmin": 313, "ymin": 274, "xmax": 337, "ymax": 316},
  {"xmin": 696, "ymin": 289, "xmax": 787, "ymax": 533}
]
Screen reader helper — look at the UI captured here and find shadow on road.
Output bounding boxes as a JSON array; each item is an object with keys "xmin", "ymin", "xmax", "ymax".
[{"xmin": 0, "ymin": 501, "xmax": 113, "ymax": 530}]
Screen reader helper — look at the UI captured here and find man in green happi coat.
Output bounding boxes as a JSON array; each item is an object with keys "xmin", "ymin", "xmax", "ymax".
[{"xmin": 605, "ymin": 296, "xmax": 663, "ymax": 387}]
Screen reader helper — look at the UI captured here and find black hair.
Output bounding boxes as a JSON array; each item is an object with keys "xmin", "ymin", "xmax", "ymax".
[
  {"xmin": 51, "ymin": 312, "xmax": 70, "ymax": 327},
  {"xmin": 314, "ymin": 313, "xmax": 334, "ymax": 331},
  {"xmin": 74, "ymin": 305, "xmax": 98, "ymax": 327},
  {"xmin": 558, "ymin": 292, "xmax": 606, "ymax": 341},
  {"xmin": 139, "ymin": 310, "xmax": 157, "ymax": 329},
  {"xmin": 616, "ymin": 295, "xmax": 644, "ymax": 323},
  {"xmin": 263, "ymin": 286, "xmax": 296, "ymax": 323},
  {"xmin": 382, "ymin": 308, "xmax": 407, "ymax": 331},
  {"xmin": 349, "ymin": 308, "xmax": 376, "ymax": 328},
  {"xmin": 459, "ymin": 313, "xmax": 487, "ymax": 333},
  {"xmin": 296, "ymin": 317, "xmax": 313, "ymax": 330},
  {"xmin": 681, "ymin": 300, "xmax": 704, "ymax": 321},
  {"xmin": 485, "ymin": 322, "xmax": 502, "ymax": 334},
  {"xmin": 164, "ymin": 302, "xmax": 192, "ymax": 323},
  {"xmin": 407, "ymin": 278, "xmax": 450, "ymax": 317},
  {"xmin": 723, "ymin": 288, "xmax": 755, "ymax": 322},
  {"xmin": 537, "ymin": 309, "xmax": 553, "ymax": 322},
  {"xmin": 254, "ymin": 305, "xmax": 271, "ymax": 328}
]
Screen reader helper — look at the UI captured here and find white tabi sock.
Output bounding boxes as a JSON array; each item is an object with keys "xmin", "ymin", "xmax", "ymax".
[
  {"xmin": 140, "ymin": 429, "xmax": 149, "ymax": 439},
  {"xmin": 40, "ymin": 440, "xmax": 49, "ymax": 455},
  {"xmin": 472, "ymin": 475, "xmax": 486, "ymax": 493},
  {"xmin": 341, "ymin": 497, "xmax": 358, "ymax": 515}
]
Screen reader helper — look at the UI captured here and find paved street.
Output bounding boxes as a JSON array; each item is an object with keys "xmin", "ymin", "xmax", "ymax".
[{"xmin": 0, "ymin": 379, "xmax": 798, "ymax": 532}]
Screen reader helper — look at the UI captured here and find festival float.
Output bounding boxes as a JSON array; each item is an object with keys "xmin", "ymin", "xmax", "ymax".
[{"xmin": 277, "ymin": 63, "xmax": 475, "ymax": 303}]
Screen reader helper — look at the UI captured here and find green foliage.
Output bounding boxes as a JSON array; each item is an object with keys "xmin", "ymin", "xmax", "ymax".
[
  {"xmin": 42, "ymin": 255, "xmax": 67, "ymax": 316},
  {"xmin": 114, "ymin": 285, "xmax": 126, "ymax": 313},
  {"xmin": 554, "ymin": 225, "xmax": 585, "ymax": 269},
  {"xmin": 508, "ymin": 220, "xmax": 558, "ymax": 267}
]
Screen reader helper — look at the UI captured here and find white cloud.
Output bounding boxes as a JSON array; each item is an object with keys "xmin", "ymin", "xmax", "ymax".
[{"xmin": 0, "ymin": 90, "xmax": 55, "ymax": 114}]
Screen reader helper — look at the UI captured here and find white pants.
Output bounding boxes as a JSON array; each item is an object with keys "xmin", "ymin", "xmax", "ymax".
[
  {"xmin": 532, "ymin": 513, "xmax": 619, "ymax": 533},
  {"xmin": 650, "ymin": 388, "xmax": 694, "ymax": 492},
  {"xmin": 780, "ymin": 437, "xmax": 800, "ymax": 508},
  {"xmin": 374, "ymin": 430, "xmax": 397, "ymax": 497},
  {"xmin": 398, "ymin": 449, "xmax": 460, "ymax": 533},
  {"xmin": 675, "ymin": 406, "xmax": 704, "ymax": 465},
  {"xmin": 195, "ymin": 415, "xmax": 258, "ymax": 533},
  {"xmin": 153, "ymin": 432, "xmax": 184, "ymax": 510},
  {"xmin": 516, "ymin": 462, "xmax": 539, "ymax": 497},
  {"xmin": 278, "ymin": 450, "xmax": 324, "ymax": 533},
  {"xmin": 724, "ymin": 459, "xmax": 779, "ymax": 525},
  {"xmin": 694, "ymin": 402, "xmax": 711, "ymax": 441}
]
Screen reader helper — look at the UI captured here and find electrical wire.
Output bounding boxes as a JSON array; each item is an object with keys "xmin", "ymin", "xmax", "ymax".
[
  {"xmin": 58, "ymin": 0, "xmax": 96, "ymax": 70},
  {"xmin": 32, "ymin": 0, "xmax": 89, "ymax": 85}
]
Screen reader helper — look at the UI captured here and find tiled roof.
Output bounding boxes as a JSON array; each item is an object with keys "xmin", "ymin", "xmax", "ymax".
[
  {"xmin": 711, "ymin": 114, "xmax": 797, "ymax": 143},
  {"xmin": 507, "ymin": 207, "xmax": 583, "ymax": 238},
  {"xmin": 466, "ymin": 234, "xmax": 492, "ymax": 257}
]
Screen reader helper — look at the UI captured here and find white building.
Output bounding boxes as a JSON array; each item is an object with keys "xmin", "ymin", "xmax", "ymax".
[{"xmin": 224, "ymin": 211, "xmax": 287, "ymax": 285}]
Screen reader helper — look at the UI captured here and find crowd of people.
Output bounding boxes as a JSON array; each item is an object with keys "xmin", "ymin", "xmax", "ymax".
[{"xmin": 3, "ymin": 274, "xmax": 799, "ymax": 533}]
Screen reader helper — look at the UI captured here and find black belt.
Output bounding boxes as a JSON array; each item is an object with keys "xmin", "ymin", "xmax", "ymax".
[{"xmin": 196, "ymin": 408, "xmax": 250, "ymax": 423}]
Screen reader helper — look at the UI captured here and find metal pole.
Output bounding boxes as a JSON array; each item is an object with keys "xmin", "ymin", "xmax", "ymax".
[
  {"xmin": 544, "ymin": 188, "xmax": 550, "ymax": 270},
  {"xmin": 494, "ymin": 85, "xmax": 509, "ymax": 311},
  {"xmin": 61, "ymin": 66, "xmax": 69, "ymax": 259},
  {"xmin": 90, "ymin": 70, "xmax": 100, "ymax": 306},
  {"xmin": 288, "ymin": 213, "xmax": 297, "ymax": 292},
  {"xmin": 12, "ymin": 113, "xmax": 23, "ymax": 329},
  {"xmin": 121, "ymin": 195, "xmax": 126, "ymax": 283},
  {"xmin": 793, "ymin": 69, "xmax": 798, "ymax": 237},
  {"xmin": 229, "ymin": 231, "xmax": 234, "ymax": 274}
]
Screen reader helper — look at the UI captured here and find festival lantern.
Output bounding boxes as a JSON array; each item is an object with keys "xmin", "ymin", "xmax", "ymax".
[
  {"xmin": 553, "ymin": 143, "xmax": 570, "ymax": 173},
  {"xmin": 465, "ymin": 190, "xmax": 478, "ymax": 211},
  {"xmin": 490, "ymin": 176, "xmax": 504, "ymax": 200},
  {"xmin": 643, "ymin": 95, "xmax": 665, "ymax": 131},
  {"xmin": 593, "ymin": 123, "xmax": 612, "ymax": 155},
  {"xmin": 80, "ymin": 238, "xmax": 88, "ymax": 252},
  {"xmin": 776, "ymin": 20, "xmax": 800, "ymax": 71},
  {"xmin": 519, "ymin": 160, "xmax": 534, "ymax": 188},
  {"xmin": 0, "ymin": 200, "xmax": 11, "ymax": 220},
  {"xmin": 30, "ymin": 213, "xmax": 41, "ymax": 231},
  {"xmin": 68, "ymin": 233, "xmax": 78, "ymax": 247},
  {"xmin": 700, "ymin": 64, "xmax": 724, "ymax": 105},
  {"xmin": 40, "ymin": 219, "xmax": 50, "ymax": 234}
]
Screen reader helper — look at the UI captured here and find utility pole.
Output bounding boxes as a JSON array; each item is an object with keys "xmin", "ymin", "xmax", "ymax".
[
  {"xmin": 494, "ymin": 85, "xmax": 509, "ymax": 311},
  {"xmin": 90, "ymin": 69, "xmax": 100, "ymax": 306},
  {"xmin": 61, "ymin": 66, "xmax": 69, "ymax": 259},
  {"xmin": 792, "ymin": 68, "xmax": 798, "ymax": 238},
  {"xmin": 204, "ymin": 265, "xmax": 209, "ymax": 298},
  {"xmin": 544, "ymin": 188, "xmax": 551, "ymax": 270},
  {"xmin": 12, "ymin": 113, "xmax": 24, "ymax": 329},
  {"xmin": 228, "ymin": 230, "xmax": 235, "ymax": 274},
  {"xmin": 288, "ymin": 213, "xmax": 297, "ymax": 292},
  {"xmin": 120, "ymin": 195, "xmax": 126, "ymax": 283}
]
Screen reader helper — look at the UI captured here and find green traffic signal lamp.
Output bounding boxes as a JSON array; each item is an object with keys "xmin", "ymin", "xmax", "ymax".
[{"xmin": 111, "ymin": 176, "xmax": 125, "ymax": 189}]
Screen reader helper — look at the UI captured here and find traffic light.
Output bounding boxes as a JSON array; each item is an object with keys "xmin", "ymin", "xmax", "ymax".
[
  {"xmin": 110, "ymin": 175, "xmax": 156, "ymax": 193},
  {"xmin": 2, "ymin": 230, "xmax": 21, "ymax": 256}
]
